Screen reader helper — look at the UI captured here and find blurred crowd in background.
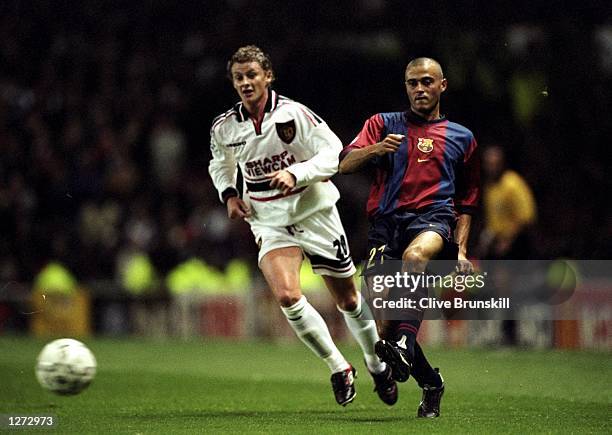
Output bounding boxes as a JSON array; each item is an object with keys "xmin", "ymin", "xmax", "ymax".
[{"xmin": 1, "ymin": 0, "xmax": 611, "ymax": 287}]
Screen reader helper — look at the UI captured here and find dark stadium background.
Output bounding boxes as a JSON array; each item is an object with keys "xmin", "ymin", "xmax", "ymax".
[
  {"xmin": 0, "ymin": 0, "xmax": 610, "ymax": 309},
  {"xmin": 0, "ymin": 3, "xmax": 610, "ymax": 432}
]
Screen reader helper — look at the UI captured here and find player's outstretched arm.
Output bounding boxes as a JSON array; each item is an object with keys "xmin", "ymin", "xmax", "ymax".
[{"xmin": 339, "ymin": 134, "xmax": 403, "ymax": 174}]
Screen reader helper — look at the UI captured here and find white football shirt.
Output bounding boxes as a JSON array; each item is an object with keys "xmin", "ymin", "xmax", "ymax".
[{"xmin": 209, "ymin": 90, "xmax": 343, "ymax": 227}]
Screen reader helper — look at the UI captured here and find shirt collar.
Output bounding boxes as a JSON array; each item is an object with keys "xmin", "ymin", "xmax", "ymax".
[
  {"xmin": 405, "ymin": 110, "xmax": 446, "ymax": 125},
  {"xmin": 235, "ymin": 89, "xmax": 278, "ymax": 122}
]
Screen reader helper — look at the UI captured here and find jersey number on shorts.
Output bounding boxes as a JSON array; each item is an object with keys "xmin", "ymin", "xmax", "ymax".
[
  {"xmin": 333, "ymin": 235, "xmax": 348, "ymax": 260},
  {"xmin": 366, "ymin": 244, "xmax": 387, "ymax": 269}
]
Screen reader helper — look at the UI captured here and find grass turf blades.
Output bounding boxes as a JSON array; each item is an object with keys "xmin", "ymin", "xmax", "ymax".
[{"xmin": 1, "ymin": 337, "xmax": 609, "ymax": 434}]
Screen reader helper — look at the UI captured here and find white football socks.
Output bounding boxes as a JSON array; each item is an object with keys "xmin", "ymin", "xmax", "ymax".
[
  {"xmin": 281, "ymin": 296, "xmax": 349, "ymax": 373},
  {"xmin": 338, "ymin": 295, "xmax": 387, "ymax": 374}
]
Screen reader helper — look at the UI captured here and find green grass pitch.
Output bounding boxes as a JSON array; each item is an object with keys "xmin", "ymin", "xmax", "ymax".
[{"xmin": 1, "ymin": 336, "xmax": 610, "ymax": 434}]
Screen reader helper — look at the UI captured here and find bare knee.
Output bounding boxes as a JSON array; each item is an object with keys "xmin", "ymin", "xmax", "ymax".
[
  {"xmin": 275, "ymin": 287, "xmax": 303, "ymax": 307},
  {"xmin": 403, "ymin": 247, "xmax": 425, "ymax": 263},
  {"xmin": 337, "ymin": 293, "xmax": 359, "ymax": 312},
  {"xmin": 325, "ymin": 276, "xmax": 359, "ymax": 311},
  {"xmin": 403, "ymin": 248, "xmax": 428, "ymax": 272}
]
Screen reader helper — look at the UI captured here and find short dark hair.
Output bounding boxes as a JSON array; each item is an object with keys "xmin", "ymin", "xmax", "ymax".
[
  {"xmin": 405, "ymin": 57, "xmax": 444, "ymax": 79},
  {"xmin": 227, "ymin": 45, "xmax": 275, "ymax": 82}
]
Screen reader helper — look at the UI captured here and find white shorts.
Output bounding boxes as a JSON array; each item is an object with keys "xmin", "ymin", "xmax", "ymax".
[{"xmin": 250, "ymin": 206, "xmax": 356, "ymax": 278}]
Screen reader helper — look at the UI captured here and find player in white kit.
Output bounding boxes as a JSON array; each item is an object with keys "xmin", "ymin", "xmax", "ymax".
[{"xmin": 209, "ymin": 45, "xmax": 397, "ymax": 406}]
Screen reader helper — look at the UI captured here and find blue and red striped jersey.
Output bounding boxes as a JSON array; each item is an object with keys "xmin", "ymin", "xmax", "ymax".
[{"xmin": 340, "ymin": 111, "xmax": 480, "ymax": 218}]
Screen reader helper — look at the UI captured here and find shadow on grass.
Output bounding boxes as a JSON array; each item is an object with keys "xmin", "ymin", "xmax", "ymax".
[{"xmin": 124, "ymin": 409, "xmax": 407, "ymax": 424}]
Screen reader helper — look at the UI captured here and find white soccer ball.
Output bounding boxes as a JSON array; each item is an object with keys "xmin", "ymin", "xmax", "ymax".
[{"xmin": 35, "ymin": 338, "xmax": 97, "ymax": 395}]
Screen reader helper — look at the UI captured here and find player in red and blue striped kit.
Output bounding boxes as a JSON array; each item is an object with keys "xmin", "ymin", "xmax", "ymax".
[{"xmin": 339, "ymin": 57, "xmax": 480, "ymax": 417}]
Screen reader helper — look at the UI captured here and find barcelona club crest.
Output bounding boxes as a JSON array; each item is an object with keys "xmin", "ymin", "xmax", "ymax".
[
  {"xmin": 417, "ymin": 137, "xmax": 434, "ymax": 153},
  {"xmin": 276, "ymin": 120, "xmax": 296, "ymax": 144}
]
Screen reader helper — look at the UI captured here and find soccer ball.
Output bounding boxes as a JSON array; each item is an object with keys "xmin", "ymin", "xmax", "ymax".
[{"xmin": 35, "ymin": 338, "xmax": 97, "ymax": 395}]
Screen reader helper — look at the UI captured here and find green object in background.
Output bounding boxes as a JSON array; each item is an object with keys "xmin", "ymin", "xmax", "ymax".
[
  {"xmin": 122, "ymin": 253, "xmax": 157, "ymax": 295},
  {"xmin": 300, "ymin": 259, "xmax": 324, "ymax": 294},
  {"xmin": 225, "ymin": 259, "xmax": 251, "ymax": 294},
  {"xmin": 547, "ymin": 259, "xmax": 580, "ymax": 291},
  {"xmin": 33, "ymin": 262, "xmax": 77, "ymax": 295},
  {"xmin": 510, "ymin": 71, "xmax": 547, "ymax": 127},
  {"xmin": 546, "ymin": 259, "xmax": 581, "ymax": 305},
  {"xmin": 166, "ymin": 258, "xmax": 225, "ymax": 295}
]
